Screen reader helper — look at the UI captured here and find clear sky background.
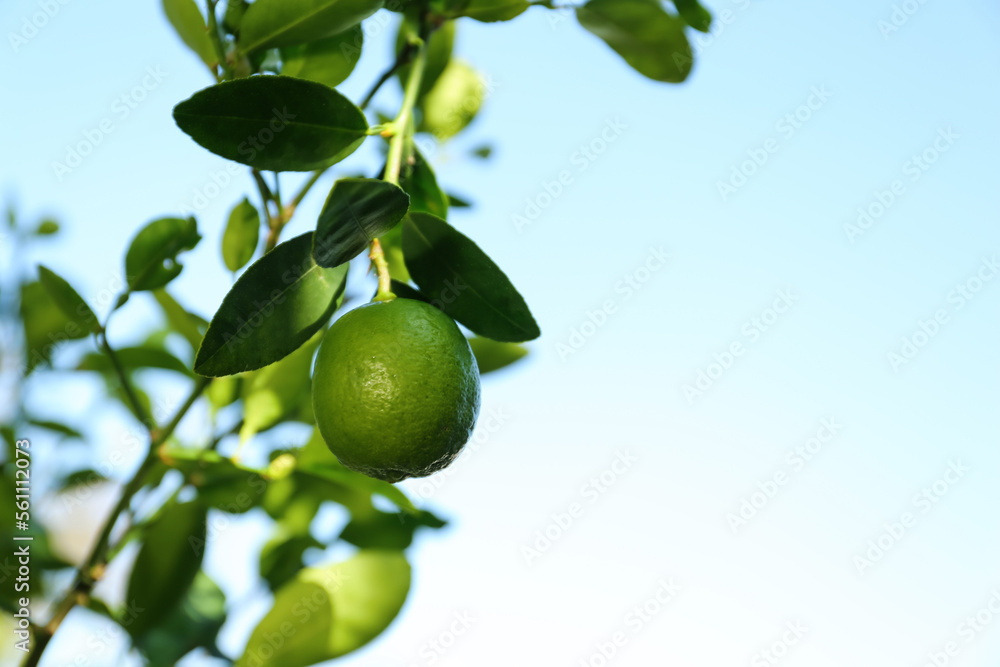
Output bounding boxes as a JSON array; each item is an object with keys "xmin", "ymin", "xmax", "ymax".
[{"xmin": 3, "ymin": 0, "xmax": 1000, "ymax": 665}]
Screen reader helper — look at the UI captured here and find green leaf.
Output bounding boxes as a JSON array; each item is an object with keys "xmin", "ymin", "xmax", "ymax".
[
  {"xmin": 470, "ymin": 144, "xmax": 493, "ymax": 159},
  {"xmin": 577, "ymin": 0, "xmax": 693, "ymax": 83},
  {"xmin": 162, "ymin": 0, "xmax": 218, "ymax": 69},
  {"xmin": 312, "ymin": 178, "xmax": 410, "ymax": 268},
  {"xmin": 27, "ymin": 419, "xmax": 83, "ymax": 440},
  {"xmin": 260, "ymin": 532, "xmax": 322, "ymax": 591},
  {"xmin": 385, "ymin": 279, "xmax": 429, "ymax": 304},
  {"xmin": 77, "ymin": 346, "xmax": 193, "ymax": 377},
  {"xmin": 33, "ymin": 219, "xmax": 60, "ymax": 236},
  {"xmin": 420, "ymin": 60, "xmax": 484, "ymax": 141},
  {"xmin": 281, "ymin": 26, "xmax": 363, "ymax": 88},
  {"xmin": 125, "ymin": 500, "xmax": 207, "ymax": 638},
  {"xmin": 222, "ymin": 198, "xmax": 261, "ymax": 272},
  {"xmin": 398, "ymin": 147, "xmax": 449, "ymax": 218},
  {"xmin": 468, "ymin": 336, "xmax": 528, "ymax": 373},
  {"xmin": 446, "ymin": 0, "xmax": 529, "ymax": 22},
  {"xmin": 223, "ymin": 0, "xmax": 250, "ymax": 33},
  {"xmin": 396, "ymin": 17, "xmax": 454, "ymax": 99},
  {"xmin": 195, "ymin": 233, "xmax": 348, "ymax": 376},
  {"xmin": 206, "ymin": 374, "xmax": 241, "ymax": 411},
  {"xmin": 20, "ymin": 281, "xmax": 89, "ymax": 372},
  {"xmin": 402, "ymin": 212, "xmax": 540, "ymax": 342},
  {"xmin": 153, "ymin": 289, "xmax": 208, "ymax": 351},
  {"xmin": 673, "ymin": 0, "xmax": 712, "ymax": 32},
  {"xmin": 240, "ymin": 329, "xmax": 323, "ymax": 438},
  {"xmin": 125, "ymin": 217, "xmax": 201, "ymax": 292},
  {"xmin": 56, "ymin": 468, "xmax": 106, "ymax": 491},
  {"xmin": 239, "ymin": 0, "xmax": 383, "ymax": 53},
  {"xmin": 37, "ymin": 265, "xmax": 100, "ymax": 334},
  {"xmin": 447, "ymin": 192, "xmax": 472, "ymax": 208},
  {"xmin": 173, "ymin": 77, "xmax": 369, "ymax": 172},
  {"xmin": 236, "ymin": 551, "xmax": 410, "ymax": 666},
  {"xmin": 135, "ymin": 571, "xmax": 227, "ymax": 667}
]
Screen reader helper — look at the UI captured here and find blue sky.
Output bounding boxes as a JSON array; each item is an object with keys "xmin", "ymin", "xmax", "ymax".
[{"xmin": 3, "ymin": 0, "xmax": 1000, "ymax": 665}]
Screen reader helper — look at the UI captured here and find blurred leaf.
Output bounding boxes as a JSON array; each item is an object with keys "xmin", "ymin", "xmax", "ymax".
[
  {"xmin": 20, "ymin": 281, "xmax": 89, "ymax": 372},
  {"xmin": 26, "ymin": 419, "xmax": 83, "ymax": 440},
  {"xmin": 56, "ymin": 468, "xmax": 107, "ymax": 492},
  {"xmin": 673, "ymin": 0, "xmax": 712, "ymax": 32},
  {"xmin": 236, "ymin": 551, "xmax": 410, "ymax": 666},
  {"xmin": 239, "ymin": 0, "xmax": 383, "ymax": 52},
  {"xmin": 153, "ymin": 289, "xmax": 208, "ymax": 351},
  {"xmin": 420, "ymin": 60, "xmax": 484, "ymax": 141},
  {"xmin": 445, "ymin": 0, "xmax": 529, "ymax": 22},
  {"xmin": 33, "ymin": 219, "xmax": 60, "ymax": 235},
  {"xmin": 340, "ymin": 508, "xmax": 444, "ymax": 550},
  {"xmin": 396, "ymin": 17, "xmax": 454, "ymax": 98},
  {"xmin": 240, "ymin": 329, "xmax": 323, "ymax": 438},
  {"xmin": 125, "ymin": 217, "xmax": 201, "ymax": 292},
  {"xmin": 577, "ymin": 0, "xmax": 693, "ymax": 83},
  {"xmin": 398, "ymin": 148, "xmax": 448, "ymax": 218},
  {"xmin": 161, "ymin": 446, "xmax": 270, "ymax": 514},
  {"xmin": 447, "ymin": 193, "xmax": 472, "ymax": 208},
  {"xmin": 37, "ymin": 265, "xmax": 100, "ymax": 334},
  {"xmin": 402, "ymin": 212, "xmax": 540, "ymax": 342},
  {"xmin": 207, "ymin": 374, "xmax": 241, "ymax": 411},
  {"xmin": 125, "ymin": 500, "xmax": 207, "ymax": 638},
  {"xmin": 135, "ymin": 571, "xmax": 227, "ymax": 667},
  {"xmin": 260, "ymin": 531, "xmax": 322, "ymax": 591},
  {"xmin": 223, "ymin": 0, "xmax": 249, "ymax": 33},
  {"xmin": 468, "ymin": 336, "xmax": 528, "ymax": 373},
  {"xmin": 162, "ymin": 0, "xmax": 218, "ymax": 68},
  {"xmin": 470, "ymin": 144, "xmax": 492, "ymax": 159},
  {"xmin": 77, "ymin": 346, "xmax": 192, "ymax": 377},
  {"xmin": 312, "ymin": 178, "xmax": 410, "ymax": 268},
  {"xmin": 173, "ymin": 77, "xmax": 369, "ymax": 172},
  {"xmin": 281, "ymin": 26, "xmax": 363, "ymax": 88},
  {"xmin": 195, "ymin": 233, "xmax": 347, "ymax": 376},
  {"xmin": 222, "ymin": 198, "xmax": 261, "ymax": 272}
]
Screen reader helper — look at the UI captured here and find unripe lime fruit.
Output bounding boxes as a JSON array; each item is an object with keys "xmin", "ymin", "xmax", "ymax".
[{"xmin": 312, "ymin": 298, "xmax": 481, "ymax": 482}]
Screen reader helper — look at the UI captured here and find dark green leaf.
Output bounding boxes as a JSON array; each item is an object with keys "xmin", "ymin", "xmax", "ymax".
[
  {"xmin": 125, "ymin": 217, "xmax": 201, "ymax": 292},
  {"xmin": 468, "ymin": 336, "xmax": 528, "ymax": 373},
  {"xmin": 135, "ymin": 571, "xmax": 227, "ymax": 667},
  {"xmin": 471, "ymin": 144, "xmax": 493, "ymax": 159},
  {"xmin": 396, "ymin": 17, "xmax": 454, "ymax": 99},
  {"xmin": 420, "ymin": 60, "xmax": 484, "ymax": 141},
  {"xmin": 236, "ymin": 551, "xmax": 410, "ymax": 666},
  {"xmin": 446, "ymin": 0, "xmax": 529, "ymax": 22},
  {"xmin": 673, "ymin": 0, "xmax": 712, "ymax": 32},
  {"xmin": 312, "ymin": 178, "xmax": 410, "ymax": 268},
  {"xmin": 37, "ymin": 265, "xmax": 100, "ymax": 334},
  {"xmin": 223, "ymin": 0, "xmax": 249, "ymax": 33},
  {"xmin": 398, "ymin": 148, "xmax": 448, "ymax": 218},
  {"xmin": 153, "ymin": 289, "xmax": 208, "ymax": 351},
  {"xmin": 577, "ymin": 0, "xmax": 693, "ymax": 83},
  {"xmin": 56, "ymin": 468, "xmax": 107, "ymax": 491},
  {"xmin": 402, "ymin": 212, "xmax": 540, "ymax": 342},
  {"xmin": 222, "ymin": 198, "xmax": 261, "ymax": 272},
  {"xmin": 162, "ymin": 0, "xmax": 218, "ymax": 68},
  {"xmin": 281, "ymin": 26, "xmax": 363, "ymax": 88},
  {"xmin": 195, "ymin": 233, "xmax": 348, "ymax": 376},
  {"xmin": 20, "ymin": 281, "xmax": 89, "ymax": 371},
  {"xmin": 239, "ymin": 0, "xmax": 383, "ymax": 53},
  {"xmin": 27, "ymin": 419, "xmax": 83, "ymax": 440},
  {"xmin": 173, "ymin": 77, "xmax": 369, "ymax": 172},
  {"xmin": 125, "ymin": 500, "xmax": 207, "ymax": 638},
  {"xmin": 260, "ymin": 532, "xmax": 322, "ymax": 591},
  {"xmin": 386, "ymin": 279, "xmax": 429, "ymax": 304},
  {"xmin": 447, "ymin": 193, "xmax": 472, "ymax": 208},
  {"xmin": 340, "ymin": 510, "xmax": 428, "ymax": 550}
]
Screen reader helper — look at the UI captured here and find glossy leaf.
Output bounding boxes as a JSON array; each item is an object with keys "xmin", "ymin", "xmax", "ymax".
[
  {"xmin": 577, "ymin": 0, "xmax": 693, "ymax": 83},
  {"xmin": 281, "ymin": 26, "xmax": 363, "ymax": 88},
  {"xmin": 20, "ymin": 281, "xmax": 89, "ymax": 371},
  {"xmin": 236, "ymin": 551, "xmax": 410, "ymax": 666},
  {"xmin": 398, "ymin": 148, "xmax": 449, "ymax": 218},
  {"xmin": 468, "ymin": 336, "xmax": 529, "ymax": 373},
  {"xmin": 446, "ymin": 0, "xmax": 529, "ymax": 22},
  {"xmin": 173, "ymin": 77, "xmax": 369, "ymax": 172},
  {"xmin": 125, "ymin": 500, "xmax": 207, "ymax": 638},
  {"xmin": 673, "ymin": 0, "xmax": 713, "ymax": 32},
  {"xmin": 420, "ymin": 60, "xmax": 484, "ymax": 141},
  {"xmin": 312, "ymin": 178, "xmax": 410, "ymax": 268},
  {"xmin": 162, "ymin": 0, "xmax": 218, "ymax": 68},
  {"xmin": 222, "ymin": 198, "xmax": 261, "ymax": 272},
  {"xmin": 37, "ymin": 265, "xmax": 100, "ymax": 334},
  {"xmin": 135, "ymin": 572, "xmax": 227, "ymax": 667},
  {"xmin": 194, "ymin": 233, "xmax": 348, "ymax": 376},
  {"xmin": 125, "ymin": 217, "xmax": 201, "ymax": 292},
  {"xmin": 402, "ymin": 213, "xmax": 540, "ymax": 342},
  {"xmin": 239, "ymin": 0, "xmax": 383, "ymax": 53},
  {"xmin": 396, "ymin": 17, "xmax": 455, "ymax": 98}
]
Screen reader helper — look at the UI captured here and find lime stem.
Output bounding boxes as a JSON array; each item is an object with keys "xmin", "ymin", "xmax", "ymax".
[{"xmin": 370, "ymin": 238, "xmax": 395, "ymax": 301}]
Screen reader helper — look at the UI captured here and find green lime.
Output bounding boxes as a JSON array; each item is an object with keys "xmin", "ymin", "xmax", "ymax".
[{"xmin": 312, "ymin": 298, "xmax": 481, "ymax": 482}]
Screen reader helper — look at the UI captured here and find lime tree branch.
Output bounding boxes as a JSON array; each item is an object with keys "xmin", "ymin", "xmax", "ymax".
[{"xmin": 23, "ymin": 376, "xmax": 211, "ymax": 667}]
